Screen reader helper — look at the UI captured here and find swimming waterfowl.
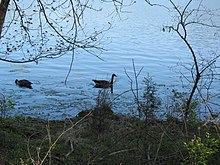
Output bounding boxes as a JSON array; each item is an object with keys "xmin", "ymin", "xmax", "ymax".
[
  {"xmin": 15, "ymin": 79, "xmax": 33, "ymax": 89},
  {"xmin": 93, "ymin": 74, "xmax": 117, "ymax": 93}
]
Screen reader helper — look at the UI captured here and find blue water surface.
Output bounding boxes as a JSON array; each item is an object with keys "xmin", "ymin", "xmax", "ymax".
[{"xmin": 0, "ymin": 1, "xmax": 220, "ymax": 119}]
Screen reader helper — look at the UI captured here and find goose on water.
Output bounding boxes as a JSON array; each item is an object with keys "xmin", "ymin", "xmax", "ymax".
[
  {"xmin": 92, "ymin": 73, "xmax": 117, "ymax": 93},
  {"xmin": 15, "ymin": 79, "xmax": 33, "ymax": 89}
]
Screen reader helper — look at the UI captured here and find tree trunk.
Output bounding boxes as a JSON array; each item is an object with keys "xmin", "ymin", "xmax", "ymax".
[{"xmin": 0, "ymin": 0, "xmax": 10, "ymax": 37}]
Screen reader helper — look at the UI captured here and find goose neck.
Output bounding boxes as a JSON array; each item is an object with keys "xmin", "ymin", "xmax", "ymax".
[{"xmin": 110, "ymin": 75, "xmax": 115, "ymax": 84}]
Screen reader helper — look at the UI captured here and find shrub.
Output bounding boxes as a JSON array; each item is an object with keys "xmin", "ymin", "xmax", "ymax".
[
  {"xmin": 141, "ymin": 75, "xmax": 161, "ymax": 122},
  {"xmin": 0, "ymin": 93, "xmax": 15, "ymax": 119},
  {"xmin": 183, "ymin": 132, "xmax": 219, "ymax": 165},
  {"xmin": 91, "ymin": 90, "xmax": 113, "ymax": 136}
]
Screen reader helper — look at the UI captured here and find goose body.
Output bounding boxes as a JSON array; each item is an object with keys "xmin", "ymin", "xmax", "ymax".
[
  {"xmin": 15, "ymin": 79, "xmax": 33, "ymax": 89},
  {"xmin": 93, "ymin": 74, "xmax": 117, "ymax": 93}
]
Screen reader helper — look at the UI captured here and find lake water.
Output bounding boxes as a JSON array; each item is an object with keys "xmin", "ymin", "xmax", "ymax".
[{"xmin": 1, "ymin": 1, "xmax": 220, "ymax": 119}]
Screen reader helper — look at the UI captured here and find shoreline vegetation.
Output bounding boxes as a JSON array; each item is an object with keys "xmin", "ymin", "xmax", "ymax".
[{"xmin": 0, "ymin": 108, "xmax": 219, "ymax": 165}]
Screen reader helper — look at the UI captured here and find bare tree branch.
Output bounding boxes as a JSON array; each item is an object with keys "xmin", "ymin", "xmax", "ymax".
[
  {"xmin": 0, "ymin": 0, "xmax": 120, "ymax": 63},
  {"xmin": 146, "ymin": 0, "xmax": 220, "ymax": 121}
]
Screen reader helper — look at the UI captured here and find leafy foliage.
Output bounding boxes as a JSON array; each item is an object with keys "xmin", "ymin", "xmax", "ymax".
[
  {"xmin": 140, "ymin": 75, "xmax": 161, "ymax": 122},
  {"xmin": 168, "ymin": 89, "xmax": 199, "ymax": 123},
  {"xmin": 90, "ymin": 90, "xmax": 113, "ymax": 136},
  {"xmin": 0, "ymin": 93, "xmax": 15, "ymax": 119},
  {"xmin": 183, "ymin": 132, "xmax": 219, "ymax": 165}
]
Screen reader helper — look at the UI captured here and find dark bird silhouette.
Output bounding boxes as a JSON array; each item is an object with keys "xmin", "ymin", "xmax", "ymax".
[
  {"xmin": 15, "ymin": 79, "xmax": 33, "ymax": 89},
  {"xmin": 92, "ymin": 74, "xmax": 117, "ymax": 93}
]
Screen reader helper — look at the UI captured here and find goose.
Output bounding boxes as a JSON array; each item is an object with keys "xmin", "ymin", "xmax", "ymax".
[
  {"xmin": 92, "ymin": 73, "xmax": 117, "ymax": 93},
  {"xmin": 15, "ymin": 79, "xmax": 33, "ymax": 89}
]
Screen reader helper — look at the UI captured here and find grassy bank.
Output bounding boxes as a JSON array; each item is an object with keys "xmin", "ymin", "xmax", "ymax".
[{"xmin": 0, "ymin": 109, "xmax": 219, "ymax": 165}]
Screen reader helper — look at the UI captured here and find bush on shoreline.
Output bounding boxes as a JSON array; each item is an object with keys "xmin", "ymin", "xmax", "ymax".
[{"xmin": 0, "ymin": 109, "xmax": 219, "ymax": 165}]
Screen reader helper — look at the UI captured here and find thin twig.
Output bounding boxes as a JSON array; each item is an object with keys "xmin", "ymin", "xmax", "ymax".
[
  {"xmin": 40, "ymin": 110, "xmax": 92, "ymax": 165},
  {"xmin": 153, "ymin": 132, "xmax": 165, "ymax": 165}
]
